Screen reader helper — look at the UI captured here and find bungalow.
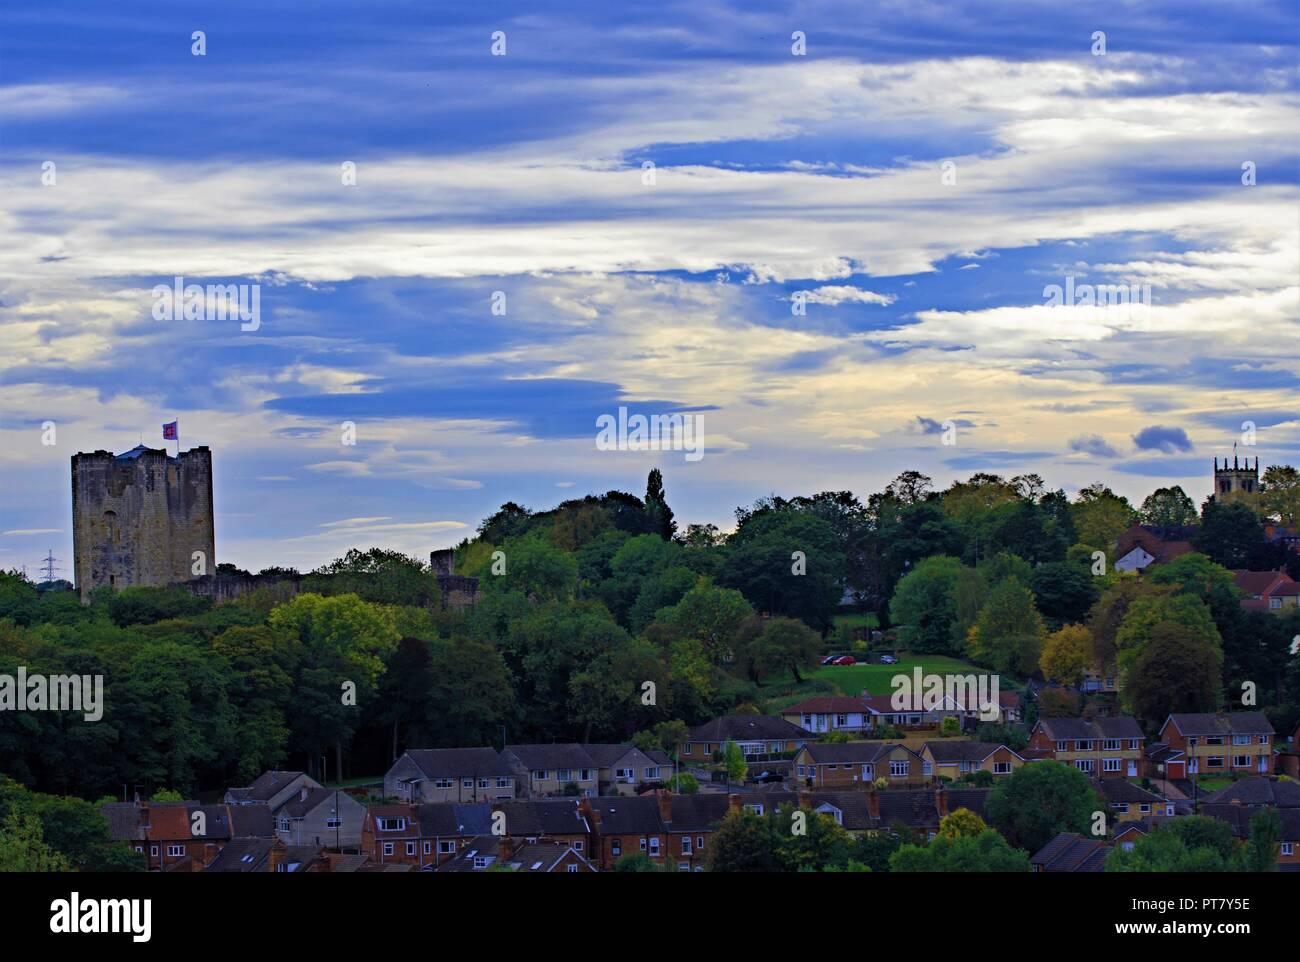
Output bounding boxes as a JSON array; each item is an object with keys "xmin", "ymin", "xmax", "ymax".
[
  {"xmin": 1029, "ymin": 832, "xmax": 1110, "ymax": 872},
  {"xmin": 384, "ymin": 747, "xmax": 517, "ymax": 803},
  {"xmin": 504, "ymin": 744, "xmax": 599, "ymax": 797},
  {"xmin": 780, "ymin": 695, "xmax": 877, "ymax": 735},
  {"xmin": 678, "ymin": 715, "xmax": 816, "ymax": 764},
  {"xmin": 920, "ymin": 741, "xmax": 1024, "ymax": 781},
  {"xmin": 579, "ymin": 743, "xmax": 669, "ymax": 795},
  {"xmin": 1159, "ymin": 712, "xmax": 1274, "ymax": 777},
  {"xmin": 1028, "ymin": 716, "xmax": 1144, "ymax": 778},
  {"xmin": 793, "ymin": 741, "xmax": 926, "ymax": 788},
  {"xmin": 1232, "ymin": 569, "xmax": 1300, "ymax": 613}
]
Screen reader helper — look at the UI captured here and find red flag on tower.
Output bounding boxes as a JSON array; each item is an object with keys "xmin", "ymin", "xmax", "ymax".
[{"xmin": 162, "ymin": 421, "xmax": 178, "ymax": 441}]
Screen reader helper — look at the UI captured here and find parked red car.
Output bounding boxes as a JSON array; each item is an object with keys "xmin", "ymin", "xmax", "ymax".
[{"xmin": 830, "ymin": 655, "xmax": 856, "ymax": 666}]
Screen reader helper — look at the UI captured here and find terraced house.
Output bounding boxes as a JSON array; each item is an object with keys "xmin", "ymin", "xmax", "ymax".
[
  {"xmin": 678, "ymin": 714, "xmax": 817, "ymax": 763},
  {"xmin": 1159, "ymin": 713, "xmax": 1275, "ymax": 777},
  {"xmin": 1027, "ymin": 716, "xmax": 1144, "ymax": 778}
]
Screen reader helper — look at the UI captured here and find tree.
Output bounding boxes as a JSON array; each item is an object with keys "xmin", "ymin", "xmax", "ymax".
[
  {"xmin": 305, "ymin": 547, "xmax": 436, "ymax": 606},
  {"xmin": 664, "ymin": 773, "xmax": 699, "ymax": 793},
  {"xmin": 985, "ymin": 760, "xmax": 1103, "ymax": 853},
  {"xmin": 889, "ymin": 828, "xmax": 1029, "ymax": 872},
  {"xmin": 704, "ymin": 809, "xmax": 782, "ymax": 872},
  {"xmin": 734, "ymin": 616, "xmax": 820, "ymax": 684},
  {"xmin": 1030, "ymin": 561, "xmax": 1100, "ymax": 628},
  {"xmin": 0, "ymin": 811, "xmax": 72, "ymax": 872},
  {"xmin": 722, "ymin": 510, "xmax": 845, "ymax": 632},
  {"xmin": 1106, "ymin": 816, "xmax": 1239, "ymax": 872},
  {"xmin": 485, "ymin": 532, "xmax": 579, "ymax": 603},
  {"xmin": 1243, "ymin": 807, "xmax": 1281, "ymax": 872},
  {"xmin": 721, "ymin": 740, "xmax": 747, "ymax": 782},
  {"xmin": 1193, "ymin": 500, "xmax": 1264, "ymax": 569},
  {"xmin": 773, "ymin": 805, "xmax": 854, "ymax": 871},
  {"xmin": 567, "ymin": 637, "xmax": 668, "ymax": 741},
  {"xmin": 966, "ymin": 576, "xmax": 1046, "ymax": 675},
  {"xmin": 644, "ymin": 468, "xmax": 677, "ymax": 541},
  {"xmin": 938, "ymin": 807, "xmax": 988, "ymax": 840},
  {"xmin": 1125, "ymin": 622, "xmax": 1224, "ymax": 725},
  {"xmin": 613, "ymin": 851, "xmax": 672, "ymax": 872},
  {"xmin": 1114, "ymin": 591, "xmax": 1220, "ymax": 684},
  {"xmin": 1141, "ymin": 486, "xmax": 1197, "ymax": 527},
  {"xmin": 1040, "ymin": 623, "xmax": 1092, "ymax": 687},
  {"xmin": 1070, "ymin": 484, "xmax": 1138, "ymax": 553},
  {"xmin": 885, "ymin": 471, "xmax": 933, "ymax": 505},
  {"xmin": 889, "ymin": 556, "xmax": 965, "ymax": 654},
  {"xmin": 650, "ymin": 578, "xmax": 753, "ymax": 664},
  {"xmin": 1260, "ymin": 464, "xmax": 1300, "ymax": 527}
]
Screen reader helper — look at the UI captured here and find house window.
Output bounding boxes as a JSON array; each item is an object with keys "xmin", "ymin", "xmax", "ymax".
[
  {"xmin": 497, "ymin": 777, "xmax": 511, "ymax": 788},
  {"xmin": 923, "ymin": 761, "xmax": 933, "ymax": 776},
  {"xmin": 377, "ymin": 817, "xmax": 406, "ymax": 832},
  {"xmin": 1055, "ymin": 741, "xmax": 1068, "ymax": 752},
  {"xmin": 1103, "ymin": 740, "xmax": 1120, "ymax": 751},
  {"xmin": 677, "ymin": 862, "xmax": 690, "ymax": 871},
  {"xmin": 279, "ymin": 818, "xmax": 290, "ymax": 831},
  {"xmin": 993, "ymin": 762, "xmax": 1011, "ymax": 775},
  {"xmin": 167, "ymin": 844, "xmax": 184, "ymax": 857},
  {"xmin": 1077, "ymin": 740, "xmax": 1093, "ymax": 751},
  {"xmin": 423, "ymin": 842, "xmax": 432, "ymax": 855},
  {"xmin": 1139, "ymin": 804, "xmax": 1151, "ymax": 814},
  {"xmin": 836, "ymin": 715, "xmax": 847, "ymax": 727},
  {"xmin": 434, "ymin": 778, "xmax": 454, "ymax": 789},
  {"xmin": 705, "ymin": 744, "xmax": 714, "ymax": 755},
  {"xmin": 796, "ymin": 765, "xmax": 806, "ymax": 777},
  {"xmin": 1258, "ymin": 735, "xmax": 1269, "ymax": 745},
  {"xmin": 1270, "ymin": 598, "xmax": 1281, "ymax": 609},
  {"xmin": 1232, "ymin": 734, "xmax": 1249, "ymax": 746},
  {"xmin": 889, "ymin": 760, "xmax": 908, "ymax": 777},
  {"xmin": 383, "ymin": 843, "xmax": 394, "ymax": 856},
  {"xmin": 1206, "ymin": 756, "xmax": 1225, "ymax": 769},
  {"xmin": 745, "ymin": 804, "xmax": 765, "ymax": 815},
  {"xmin": 682, "ymin": 837, "xmax": 693, "ymax": 854},
  {"xmin": 645, "ymin": 767, "xmax": 659, "ymax": 780},
  {"xmin": 567, "ymin": 864, "xmax": 579, "ymax": 873},
  {"xmin": 649, "ymin": 837, "xmax": 660, "ymax": 856},
  {"xmin": 1075, "ymin": 760, "xmax": 1094, "ymax": 773},
  {"xmin": 477, "ymin": 778, "xmax": 489, "ymax": 788},
  {"xmin": 1103, "ymin": 758, "xmax": 1122, "ymax": 773},
  {"xmin": 438, "ymin": 841, "xmax": 455, "ymax": 854},
  {"xmin": 325, "ymin": 817, "xmax": 341, "ymax": 829},
  {"xmin": 406, "ymin": 842, "xmax": 417, "ymax": 856},
  {"xmin": 696, "ymin": 835, "xmax": 704, "ymax": 850},
  {"xmin": 573, "ymin": 840, "xmax": 583, "ymax": 851},
  {"xmin": 1283, "ymin": 843, "xmax": 1294, "ymax": 856},
  {"xmin": 462, "ymin": 778, "xmax": 473, "ymax": 789},
  {"xmin": 639, "ymin": 838, "xmax": 647, "ymax": 851},
  {"xmin": 862, "ymin": 764, "xmax": 873, "ymax": 779},
  {"xmin": 616, "ymin": 768, "xmax": 632, "ymax": 780},
  {"xmin": 473, "ymin": 857, "xmax": 489, "ymax": 869},
  {"xmin": 611, "ymin": 839, "xmax": 621, "ymax": 857},
  {"xmin": 532, "ymin": 771, "xmax": 549, "ymax": 782},
  {"xmin": 1115, "ymin": 803, "xmax": 1130, "ymax": 814},
  {"xmin": 1233, "ymin": 755, "xmax": 1251, "ymax": 768},
  {"xmin": 1206, "ymin": 736, "xmax": 1224, "ymax": 746},
  {"xmin": 803, "ymin": 713, "xmax": 812, "ymax": 726},
  {"xmin": 150, "ymin": 845, "xmax": 159, "ymax": 857},
  {"xmin": 1129, "ymin": 739, "xmax": 1140, "ymax": 750}
]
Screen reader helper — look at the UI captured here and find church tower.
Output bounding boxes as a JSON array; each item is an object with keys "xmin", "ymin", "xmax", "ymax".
[{"xmin": 1212, "ymin": 454, "xmax": 1258, "ymax": 503}]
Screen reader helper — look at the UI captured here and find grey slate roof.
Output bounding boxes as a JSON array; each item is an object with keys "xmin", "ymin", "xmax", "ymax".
[
  {"xmin": 1201, "ymin": 778, "xmax": 1300, "ymax": 808},
  {"xmin": 586, "ymin": 796, "xmax": 666, "ymax": 835},
  {"xmin": 404, "ymin": 747, "xmax": 515, "ymax": 779},
  {"xmin": 685, "ymin": 714, "xmax": 813, "ymax": 743},
  {"xmin": 505, "ymin": 743, "xmax": 596, "ymax": 771},
  {"xmin": 1095, "ymin": 779, "xmax": 1165, "ymax": 804},
  {"xmin": 923, "ymin": 740, "xmax": 1011, "ymax": 762},
  {"xmin": 417, "ymin": 802, "xmax": 495, "ymax": 838},
  {"xmin": 1036, "ymin": 715, "xmax": 1143, "ymax": 741},
  {"xmin": 240, "ymin": 770, "xmax": 310, "ymax": 802},
  {"xmin": 278, "ymin": 787, "xmax": 339, "ymax": 819},
  {"xmin": 205, "ymin": 838, "xmax": 274, "ymax": 873},
  {"xmin": 802, "ymin": 741, "xmax": 909, "ymax": 764},
  {"xmin": 1030, "ymin": 832, "xmax": 1109, "ymax": 871},
  {"xmin": 1165, "ymin": 712, "xmax": 1275, "ymax": 736}
]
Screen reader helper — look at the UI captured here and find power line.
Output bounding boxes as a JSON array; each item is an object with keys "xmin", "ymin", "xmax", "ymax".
[{"xmin": 39, "ymin": 549, "xmax": 63, "ymax": 583}]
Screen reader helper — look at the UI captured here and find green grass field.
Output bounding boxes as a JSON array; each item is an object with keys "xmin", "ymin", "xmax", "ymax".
[{"xmin": 811, "ymin": 655, "xmax": 1001, "ymax": 695}]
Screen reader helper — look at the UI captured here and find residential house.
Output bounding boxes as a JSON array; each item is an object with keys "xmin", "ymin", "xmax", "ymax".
[
  {"xmin": 793, "ymin": 741, "xmax": 926, "ymax": 788},
  {"xmin": 1159, "ymin": 713, "xmax": 1274, "ymax": 777},
  {"xmin": 1094, "ymin": 779, "xmax": 1173, "ymax": 823},
  {"xmin": 436, "ymin": 837, "xmax": 596, "ymax": 873},
  {"xmin": 1200, "ymin": 777, "xmax": 1300, "ymax": 809},
  {"xmin": 1113, "ymin": 523, "xmax": 1194, "ymax": 573},
  {"xmin": 384, "ymin": 747, "xmax": 517, "ymax": 802},
  {"xmin": 1142, "ymin": 742, "xmax": 1188, "ymax": 781},
  {"xmin": 580, "ymin": 795, "xmax": 669, "ymax": 870},
  {"xmin": 224, "ymin": 770, "xmax": 321, "ymax": 810},
  {"xmin": 920, "ymin": 741, "xmax": 1024, "ymax": 781},
  {"xmin": 100, "ymin": 800, "xmax": 273, "ymax": 871},
  {"xmin": 504, "ymin": 744, "xmax": 599, "ymax": 797},
  {"xmin": 1028, "ymin": 716, "xmax": 1144, "ymax": 778},
  {"xmin": 780, "ymin": 695, "xmax": 877, "ymax": 735},
  {"xmin": 272, "ymin": 786, "xmax": 365, "ymax": 849},
  {"xmin": 1232, "ymin": 569, "xmax": 1300, "ymax": 613},
  {"xmin": 678, "ymin": 715, "xmax": 816, "ymax": 764},
  {"xmin": 1030, "ymin": 832, "xmax": 1110, "ymax": 871},
  {"xmin": 1199, "ymin": 803, "xmax": 1300, "ymax": 869},
  {"xmin": 204, "ymin": 838, "xmax": 278, "ymax": 873},
  {"xmin": 580, "ymin": 744, "xmax": 669, "ymax": 795}
]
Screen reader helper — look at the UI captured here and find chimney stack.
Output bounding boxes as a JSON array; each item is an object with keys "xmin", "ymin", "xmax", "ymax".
[
  {"xmin": 498, "ymin": 835, "xmax": 513, "ymax": 862},
  {"xmin": 867, "ymin": 786, "xmax": 880, "ymax": 820},
  {"xmin": 657, "ymin": 791, "xmax": 672, "ymax": 824},
  {"xmin": 728, "ymin": 794, "xmax": 742, "ymax": 814},
  {"xmin": 797, "ymin": 790, "xmax": 812, "ymax": 810},
  {"xmin": 936, "ymin": 784, "xmax": 948, "ymax": 818}
]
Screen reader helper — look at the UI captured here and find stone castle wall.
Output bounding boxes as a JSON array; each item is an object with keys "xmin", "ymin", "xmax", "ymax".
[{"xmin": 71, "ymin": 446, "xmax": 216, "ymax": 602}]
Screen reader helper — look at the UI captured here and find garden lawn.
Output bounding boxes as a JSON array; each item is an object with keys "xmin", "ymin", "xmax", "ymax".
[{"xmin": 811, "ymin": 655, "xmax": 1021, "ymax": 696}]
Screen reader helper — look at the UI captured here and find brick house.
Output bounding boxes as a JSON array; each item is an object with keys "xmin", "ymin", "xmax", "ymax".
[
  {"xmin": 580, "ymin": 744, "xmax": 671, "ymax": 795},
  {"xmin": 384, "ymin": 747, "xmax": 517, "ymax": 802},
  {"xmin": 793, "ymin": 741, "xmax": 926, "ymax": 788},
  {"xmin": 780, "ymin": 695, "xmax": 877, "ymax": 735},
  {"xmin": 1232, "ymin": 569, "xmax": 1300, "ymax": 613},
  {"xmin": 1094, "ymin": 778, "xmax": 1173, "ymax": 823},
  {"xmin": 1159, "ymin": 712, "xmax": 1274, "ymax": 777},
  {"xmin": 101, "ymin": 800, "xmax": 275, "ymax": 871},
  {"xmin": 1113, "ymin": 523, "xmax": 1194, "ymax": 573},
  {"xmin": 1030, "ymin": 832, "xmax": 1110, "ymax": 872},
  {"xmin": 1028, "ymin": 716, "xmax": 1144, "ymax": 777},
  {"xmin": 678, "ymin": 715, "xmax": 817, "ymax": 764}
]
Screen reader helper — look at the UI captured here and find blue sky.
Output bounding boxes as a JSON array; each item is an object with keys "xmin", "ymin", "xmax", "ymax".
[{"xmin": 1, "ymin": 1, "xmax": 1298, "ymax": 574}]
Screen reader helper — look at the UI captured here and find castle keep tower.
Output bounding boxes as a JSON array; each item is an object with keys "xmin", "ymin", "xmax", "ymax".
[
  {"xmin": 1213, "ymin": 455, "xmax": 1258, "ymax": 503},
  {"xmin": 71, "ymin": 445, "xmax": 216, "ymax": 602}
]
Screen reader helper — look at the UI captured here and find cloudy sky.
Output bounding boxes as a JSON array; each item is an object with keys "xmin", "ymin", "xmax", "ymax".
[{"xmin": 1, "ymin": 1, "xmax": 1297, "ymax": 575}]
